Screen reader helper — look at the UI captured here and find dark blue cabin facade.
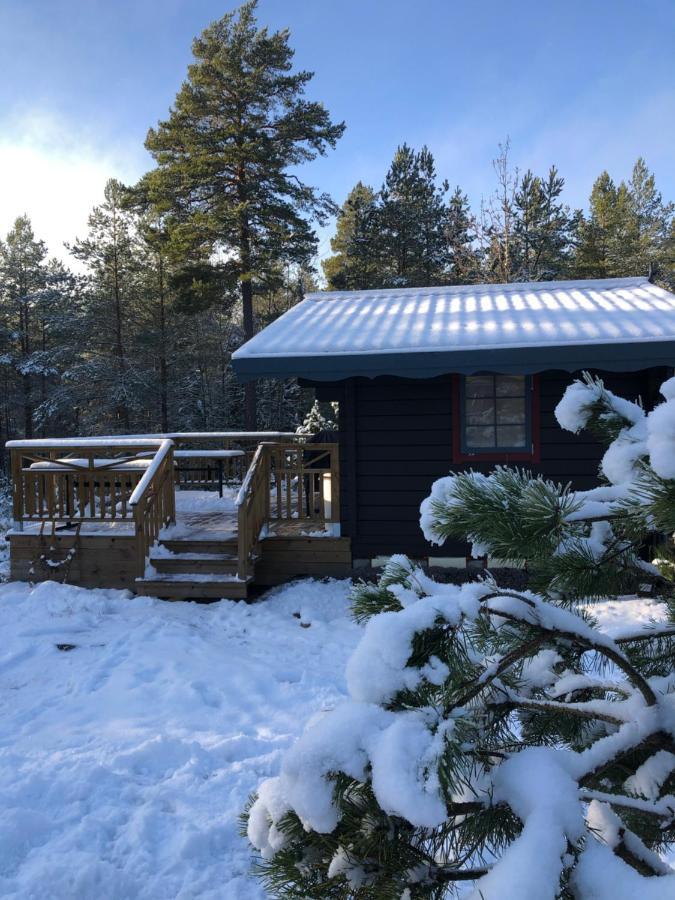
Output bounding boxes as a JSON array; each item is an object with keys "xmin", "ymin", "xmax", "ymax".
[{"xmin": 233, "ymin": 277, "xmax": 675, "ymax": 566}]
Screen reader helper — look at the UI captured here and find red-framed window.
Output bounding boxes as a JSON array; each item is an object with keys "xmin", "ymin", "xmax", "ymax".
[{"xmin": 451, "ymin": 374, "xmax": 541, "ymax": 464}]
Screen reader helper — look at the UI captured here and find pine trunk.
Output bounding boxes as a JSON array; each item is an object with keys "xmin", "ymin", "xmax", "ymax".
[
  {"xmin": 157, "ymin": 253, "xmax": 169, "ymax": 432},
  {"xmin": 239, "ymin": 198, "xmax": 257, "ymax": 430},
  {"xmin": 111, "ymin": 242, "xmax": 130, "ymax": 432}
]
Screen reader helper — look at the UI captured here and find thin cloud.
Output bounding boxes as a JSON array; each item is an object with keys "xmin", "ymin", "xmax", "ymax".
[
  {"xmin": 428, "ymin": 88, "xmax": 675, "ymax": 212},
  {"xmin": 0, "ymin": 110, "xmax": 148, "ymax": 263}
]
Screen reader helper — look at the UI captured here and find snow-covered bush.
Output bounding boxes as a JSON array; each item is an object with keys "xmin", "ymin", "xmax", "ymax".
[
  {"xmin": 246, "ymin": 373, "xmax": 675, "ymax": 898},
  {"xmin": 296, "ymin": 400, "xmax": 339, "ymax": 435}
]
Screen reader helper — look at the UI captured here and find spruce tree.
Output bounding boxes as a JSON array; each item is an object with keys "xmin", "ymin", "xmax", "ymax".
[
  {"xmin": 246, "ymin": 374, "xmax": 675, "ymax": 898},
  {"xmin": 139, "ymin": 0, "xmax": 344, "ymax": 428}
]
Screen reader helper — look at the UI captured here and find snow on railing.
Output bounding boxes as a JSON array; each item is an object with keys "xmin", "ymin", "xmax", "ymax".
[
  {"xmin": 235, "ymin": 443, "xmax": 266, "ymax": 508},
  {"xmin": 236, "ymin": 444, "xmax": 269, "ymax": 579},
  {"xmin": 83, "ymin": 432, "xmax": 301, "ymax": 443},
  {"xmin": 6, "ymin": 437, "xmax": 165, "ymax": 450},
  {"xmin": 129, "ymin": 440, "xmax": 175, "ymax": 507},
  {"xmin": 128, "ymin": 440, "xmax": 176, "ymax": 568}
]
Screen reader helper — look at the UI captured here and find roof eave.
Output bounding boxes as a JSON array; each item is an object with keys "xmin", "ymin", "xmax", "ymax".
[{"xmin": 231, "ymin": 341, "xmax": 675, "ymax": 383}]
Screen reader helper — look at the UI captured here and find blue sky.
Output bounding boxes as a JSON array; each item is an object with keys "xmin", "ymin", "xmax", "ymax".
[{"xmin": 1, "ymin": 0, "xmax": 674, "ymax": 262}]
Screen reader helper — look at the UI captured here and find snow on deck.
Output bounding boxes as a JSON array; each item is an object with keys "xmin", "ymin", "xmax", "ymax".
[{"xmin": 233, "ymin": 276, "xmax": 675, "ymax": 358}]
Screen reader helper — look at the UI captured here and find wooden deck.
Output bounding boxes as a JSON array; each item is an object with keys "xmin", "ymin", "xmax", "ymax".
[
  {"xmin": 6, "ymin": 436, "xmax": 351, "ymax": 600},
  {"xmin": 135, "ymin": 507, "xmax": 350, "ymax": 600}
]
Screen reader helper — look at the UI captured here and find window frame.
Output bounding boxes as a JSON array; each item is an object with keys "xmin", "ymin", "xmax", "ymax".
[{"xmin": 451, "ymin": 373, "xmax": 540, "ymax": 464}]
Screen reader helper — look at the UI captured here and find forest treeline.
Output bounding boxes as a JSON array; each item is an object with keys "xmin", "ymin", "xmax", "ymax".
[
  {"xmin": 1, "ymin": 1, "xmax": 674, "ymax": 464},
  {"xmin": 323, "ymin": 144, "xmax": 675, "ymax": 290}
]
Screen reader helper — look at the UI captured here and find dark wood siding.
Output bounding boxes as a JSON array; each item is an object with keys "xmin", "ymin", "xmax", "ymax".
[{"xmin": 315, "ymin": 368, "xmax": 669, "ymax": 561}]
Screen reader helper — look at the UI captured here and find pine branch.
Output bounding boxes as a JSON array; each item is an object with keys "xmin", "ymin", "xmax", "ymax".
[
  {"xmin": 480, "ymin": 590, "xmax": 659, "ymax": 707},
  {"xmin": 500, "ymin": 695, "xmax": 625, "ymax": 727},
  {"xmin": 427, "ymin": 864, "xmax": 490, "ymax": 883},
  {"xmin": 580, "ymin": 788, "xmax": 675, "ymax": 822},
  {"xmin": 447, "ymin": 631, "xmax": 548, "ymax": 713}
]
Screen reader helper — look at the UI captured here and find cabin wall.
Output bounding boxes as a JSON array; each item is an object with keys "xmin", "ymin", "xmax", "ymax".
[{"xmin": 314, "ymin": 368, "xmax": 668, "ymax": 562}]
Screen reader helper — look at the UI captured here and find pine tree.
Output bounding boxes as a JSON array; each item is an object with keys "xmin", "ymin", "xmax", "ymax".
[
  {"xmin": 513, "ymin": 166, "xmax": 578, "ymax": 281},
  {"xmin": 139, "ymin": 0, "xmax": 344, "ymax": 428},
  {"xmin": 444, "ymin": 186, "xmax": 480, "ymax": 284},
  {"xmin": 246, "ymin": 375, "xmax": 675, "ymax": 898},
  {"xmin": 322, "ymin": 183, "xmax": 382, "ymax": 290},
  {"xmin": 572, "ymin": 161, "xmax": 674, "ymax": 284},
  {"xmin": 580, "ymin": 172, "xmax": 633, "ymax": 277},
  {"xmin": 0, "ymin": 216, "xmax": 49, "ymax": 438},
  {"xmin": 379, "ymin": 144, "xmax": 449, "ymax": 286},
  {"xmin": 626, "ymin": 158, "xmax": 675, "ymax": 286},
  {"xmin": 68, "ymin": 179, "xmax": 144, "ymax": 432}
]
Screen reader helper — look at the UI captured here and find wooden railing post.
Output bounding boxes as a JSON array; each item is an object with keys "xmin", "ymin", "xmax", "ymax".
[
  {"xmin": 11, "ymin": 449, "xmax": 24, "ymax": 529},
  {"xmin": 264, "ymin": 446, "xmax": 271, "ymax": 522},
  {"xmin": 166, "ymin": 446, "xmax": 176, "ymax": 523},
  {"xmin": 330, "ymin": 443, "xmax": 340, "ymax": 530}
]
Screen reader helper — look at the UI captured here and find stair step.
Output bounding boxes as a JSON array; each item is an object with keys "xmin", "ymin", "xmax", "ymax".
[
  {"xmin": 150, "ymin": 553, "xmax": 239, "ymax": 575},
  {"xmin": 135, "ymin": 573, "xmax": 251, "ymax": 601},
  {"xmin": 159, "ymin": 539, "xmax": 238, "ymax": 555}
]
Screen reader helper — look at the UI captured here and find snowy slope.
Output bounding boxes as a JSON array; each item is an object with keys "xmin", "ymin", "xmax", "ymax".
[
  {"xmin": 0, "ymin": 579, "xmax": 358, "ymax": 899},
  {"xmin": 0, "ymin": 578, "xmax": 669, "ymax": 899}
]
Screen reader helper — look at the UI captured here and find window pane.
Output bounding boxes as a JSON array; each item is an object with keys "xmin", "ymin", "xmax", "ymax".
[
  {"xmin": 465, "ymin": 375, "xmax": 494, "ymax": 398},
  {"xmin": 466, "ymin": 398, "xmax": 495, "ymax": 425},
  {"xmin": 496, "ymin": 375, "xmax": 526, "ymax": 397},
  {"xmin": 466, "ymin": 425, "xmax": 495, "ymax": 448},
  {"xmin": 496, "ymin": 397, "xmax": 526, "ymax": 425},
  {"xmin": 496, "ymin": 425, "xmax": 527, "ymax": 448}
]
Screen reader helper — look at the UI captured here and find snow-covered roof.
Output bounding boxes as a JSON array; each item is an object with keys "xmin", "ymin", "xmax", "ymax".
[{"xmin": 232, "ymin": 277, "xmax": 675, "ymax": 381}]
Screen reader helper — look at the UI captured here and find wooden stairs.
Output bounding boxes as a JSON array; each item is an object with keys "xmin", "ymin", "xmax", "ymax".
[{"xmin": 135, "ymin": 534, "xmax": 254, "ymax": 600}]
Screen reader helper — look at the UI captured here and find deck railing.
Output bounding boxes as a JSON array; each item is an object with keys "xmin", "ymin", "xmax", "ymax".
[
  {"xmin": 7, "ymin": 434, "xmax": 340, "ymax": 586},
  {"xmin": 267, "ymin": 443, "xmax": 340, "ymax": 527},
  {"xmin": 235, "ymin": 442, "xmax": 340, "ymax": 580},
  {"xmin": 235, "ymin": 444, "xmax": 270, "ymax": 580},
  {"xmin": 129, "ymin": 440, "xmax": 176, "ymax": 566},
  {"xmin": 8, "ymin": 438, "xmax": 167, "ymax": 526}
]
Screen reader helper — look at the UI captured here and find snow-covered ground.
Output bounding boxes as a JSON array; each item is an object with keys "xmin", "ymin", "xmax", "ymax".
[
  {"xmin": 0, "ymin": 574, "xmax": 669, "ymax": 898},
  {"xmin": 0, "ymin": 578, "xmax": 358, "ymax": 898}
]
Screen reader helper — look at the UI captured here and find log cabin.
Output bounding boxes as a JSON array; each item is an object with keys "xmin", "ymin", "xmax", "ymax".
[{"xmin": 232, "ymin": 276, "xmax": 675, "ymax": 568}]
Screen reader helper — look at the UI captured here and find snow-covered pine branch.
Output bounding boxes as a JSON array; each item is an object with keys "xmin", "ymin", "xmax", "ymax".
[{"xmin": 246, "ymin": 373, "xmax": 675, "ymax": 898}]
